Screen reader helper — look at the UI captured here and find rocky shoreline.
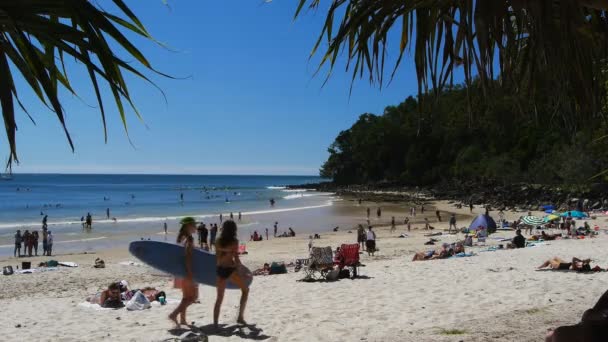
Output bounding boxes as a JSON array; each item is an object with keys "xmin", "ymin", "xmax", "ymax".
[{"xmin": 290, "ymin": 181, "xmax": 608, "ymax": 211}]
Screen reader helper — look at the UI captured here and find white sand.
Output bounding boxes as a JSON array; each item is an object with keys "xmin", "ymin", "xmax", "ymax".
[{"xmin": 1, "ymin": 200, "xmax": 608, "ymax": 341}]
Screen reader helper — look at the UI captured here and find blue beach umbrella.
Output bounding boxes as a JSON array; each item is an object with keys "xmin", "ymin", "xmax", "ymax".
[
  {"xmin": 560, "ymin": 211, "xmax": 588, "ymax": 218},
  {"xmin": 468, "ymin": 214, "xmax": 497, "ymax": 234}
]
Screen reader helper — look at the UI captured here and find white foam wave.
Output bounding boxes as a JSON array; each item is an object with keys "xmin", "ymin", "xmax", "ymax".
[
  {"xmin": 266, "ymin": 186, "xmax": 286, "ymax": 190},
  {"xmin": 281, "ymin": 189, "xmax": 308, "ymax": 193},
  {"xmin": 0, "ymin": 201, "xmax": 335, "ymax": 231}
]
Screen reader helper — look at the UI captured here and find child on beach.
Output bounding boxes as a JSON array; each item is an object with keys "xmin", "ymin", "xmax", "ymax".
[
  {"xmin": 169, "ymin": 217, "xmax": 199, "ymax": 327},
  {"xmin": 213, "ymin": 220, "xmax": 249, "ymax": 327}
]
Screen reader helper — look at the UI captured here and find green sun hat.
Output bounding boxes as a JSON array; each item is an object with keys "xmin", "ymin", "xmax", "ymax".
[{"xmin": 180, "ymin": 217, "xmax": 197, "ymax": 225}]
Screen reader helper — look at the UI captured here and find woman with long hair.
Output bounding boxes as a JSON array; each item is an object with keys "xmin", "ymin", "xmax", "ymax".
[
  {"xmin": 169, "ymin": 217, "xmax": 199, "ymax": 327},
  {"xmin": 213, "ymin": 220, "xmax": 249, "ymax": 327}
]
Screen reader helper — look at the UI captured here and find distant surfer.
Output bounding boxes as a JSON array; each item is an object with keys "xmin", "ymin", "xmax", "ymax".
[
  {"xmin": 213, "ymin": 220, "xmax": 249, "ymax": 327},
  {"xmin": 270, "ymin": 198, "xmax": 275, "ymax": 206},
  {"xmin": 169, "ymin": 217, "xmax": 199, "ymax": 328}
]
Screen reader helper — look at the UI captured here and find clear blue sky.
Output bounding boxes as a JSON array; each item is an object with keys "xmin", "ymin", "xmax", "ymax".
[{"xmin": 8, "ymin": 0, "xmax": 422, "ymax": 176}]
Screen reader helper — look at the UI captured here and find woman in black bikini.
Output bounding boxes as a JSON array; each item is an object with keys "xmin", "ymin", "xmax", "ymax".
[{"xmin": 213, "ymin": 220, "xmax": 249, "ymax": 327}]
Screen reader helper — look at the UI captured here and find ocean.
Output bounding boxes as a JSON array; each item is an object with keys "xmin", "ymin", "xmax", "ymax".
[{"xmin": 0, "ymin": 174, "xmax": 336, "ymax": 256}]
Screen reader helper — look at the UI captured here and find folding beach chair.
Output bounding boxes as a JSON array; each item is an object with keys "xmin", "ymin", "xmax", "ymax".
[
  {"xmin": 337, "ymin": 243, "xmax": 361, "ymax": 278},
  {"xmin": 303, "ymin": 246, "xmax": 334, "ymax": 280},
  {"xmin": 294, "ymin": 258, "xmax": 310, "ymax": 272}
]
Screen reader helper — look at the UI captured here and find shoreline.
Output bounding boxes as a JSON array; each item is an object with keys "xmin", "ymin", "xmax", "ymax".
[{"xmin": 1, "ymin": 196, "xmax": 608, "ymax": 341}]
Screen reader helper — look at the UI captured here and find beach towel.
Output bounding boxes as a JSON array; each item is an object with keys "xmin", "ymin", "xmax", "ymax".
[
  {"xmin": 59, "ymin": 262, "xmax": 78, "ymax": 267},
  {"xmin": 451, "ymin": 252, "xmax": 475, "ymax": 258}
]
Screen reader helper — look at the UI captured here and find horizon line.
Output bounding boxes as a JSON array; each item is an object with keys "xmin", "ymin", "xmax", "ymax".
[{"xmin": 9, "ymin": 172, "xmax": 322, "ymax": 177}]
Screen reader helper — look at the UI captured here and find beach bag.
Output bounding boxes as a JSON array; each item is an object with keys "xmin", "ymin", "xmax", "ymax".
[
  {"xmin": 126, "ymin": 290, "xmax": 151, "ymax": 311},
  {"xmin": 3, "ymin": 266, "xmax": 13, "ymax": 275},
  {"xmin": 325, "ymin": 268, "xmax": 340, "ymax": 281},
  {"xmin": 338, "ymin": 269, "xmax": 350, "ymax": 279},
  {"xmin": 269, "ymin": 262, "xmax": 287, "ymax": 275}
]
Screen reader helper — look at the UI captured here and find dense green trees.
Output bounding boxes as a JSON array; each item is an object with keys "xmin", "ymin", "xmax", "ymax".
[{"xmin": 321, "ymin": 84, "xmax": 608, "ymax": 185}]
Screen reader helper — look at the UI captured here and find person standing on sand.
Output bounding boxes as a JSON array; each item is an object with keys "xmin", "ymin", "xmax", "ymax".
[
  {"xmin": 390, "ymin": 217, "xmax": 396, "ymax": 233},
  {"xmin": 357, "ymin": 224, "xmax": 366, "ymax": 249},
  {"xmin": 164, "ymin": 222, "xmax": 168, "ymax": 234},
  {"xmin": 14, "ymin": 230, "xmax": 22, "ymax": 257},
  {"xmin": 469, "ymin": 200, "xmax": 474, "ymax": 213},
  {"xmin": 421, "ymin": 205, "xmax": 425, "ymax": 214},
  {"xmin": 449, "ymin": 214, "xmax": 457, "ymax": 233},
  {"xmin": 213, "ymin": 220, "xmax": 249, "ymax": 328},
  {"xmin": 230, "ymin": 212, "xmax": 234, "ymax": 220},
  {"xmin": 169, "ymin": 217, "xmax": 199, "ymax": 327},
  {"xmin": 42, "ymin": 227, "xmax": 48, "ymax": 256},
  {"xmin": 274, "ymin": 222, "xmax": 278, "ymax": 237},
  {"xmin": 47, "ymin": 231, "xmax": 53, "ymax": 256},
  {"xmin": 366, "ymin": 226, "xmax": 376, "ymax": 256},
  {"xmin": 424, "ymin": 218, "xmax": 430, "ymax": 230},
  {"xmin": 367, "ymin": 207, "xmax": 370, "ymax": 218},
  {"xmin": 238, "ymin": 212, "xmax": 242, "ymax": 221},
  {"xmin": 23, "ymin": 230, "xmax": 31, "ymax": 256},
  {"xmin": 436, "ymin": 210, "xmax": 441, "ymax": 222},
  {"xmin": 32, "ymin": 231, "xmax": 39, "ymax": 256},
  {"xmin": 219, "ymin": 213, "xmax": 223, "ymax": 223},
  {"xmin": 265, "ymin": 228, "xmax": 269, "ymax": 240},
  {"xmin": 209, "ymin": 224, "xmax": 218, "ymax": 251},
  {"xmin": 377, "ymin": 207, "xmax": 382, "ymax": 218}
]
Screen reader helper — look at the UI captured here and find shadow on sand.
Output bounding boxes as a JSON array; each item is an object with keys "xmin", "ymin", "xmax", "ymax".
[{"xmin": 168, "ymin": 323, "xmax": 271, "ymax": 341}]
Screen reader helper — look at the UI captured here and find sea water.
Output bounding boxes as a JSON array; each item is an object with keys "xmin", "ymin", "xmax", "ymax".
[{"xmin": 0, "ymin": 174, "xmax": 334, "ymax": 256}]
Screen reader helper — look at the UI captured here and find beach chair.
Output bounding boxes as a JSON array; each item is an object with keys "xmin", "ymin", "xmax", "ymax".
[
  {"xmin": 337, "ymin": 243, "xmax": 361, "ymax": 278},
  {"xmin": 294, "ymin": 258, "xmax": 310, "ymax": 272},
  {"xmin": 303, "ymin": 246, "xmax": 334, "ymax": 280}
]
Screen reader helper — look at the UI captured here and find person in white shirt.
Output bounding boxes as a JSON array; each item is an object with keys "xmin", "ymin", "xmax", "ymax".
[
  {"xmin": 365, "ymin": 226, "xmax": 376, "ymax": 256},
  {"xmin": 47, "ymin": 231, "xmax": 54, "ymax": 256}
]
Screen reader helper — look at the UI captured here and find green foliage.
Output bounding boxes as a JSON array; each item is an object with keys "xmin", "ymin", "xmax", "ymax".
[{"xmin": 321, "ymin": 84, "xmax": 608, "ymax": 185}]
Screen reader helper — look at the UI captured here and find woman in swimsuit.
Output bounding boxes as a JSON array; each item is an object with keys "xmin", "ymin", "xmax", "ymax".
[
  {"xmin": 213, "ymin": 220, "xmax": 249, "ymax": 327},
  {"xmin": 169, "ymin": 217, "xmax": 199, "ymax": 327}
]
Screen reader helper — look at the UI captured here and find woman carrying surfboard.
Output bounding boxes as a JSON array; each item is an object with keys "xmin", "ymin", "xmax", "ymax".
[
  {"xmin": 169, "ymin": 217, "xmax": 199, "ymax": 327},
  {"xmin": 213, "ymin": 220, "xmax": 249, "ymax": 327}
]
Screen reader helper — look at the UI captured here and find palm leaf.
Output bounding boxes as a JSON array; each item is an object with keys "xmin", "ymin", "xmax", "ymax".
[{"xmin": 0, "ymin": 0, "xmax": 166, "ymax": 167}]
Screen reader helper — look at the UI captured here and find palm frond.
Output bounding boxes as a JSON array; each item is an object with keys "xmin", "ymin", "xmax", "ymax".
[
  {"xmin": 295, "ymin": 0, "xmax": 608, "ymax": 128},
  {"xmin": 0, "ymin": 0, "xmax": 165, "ymax": 166}
]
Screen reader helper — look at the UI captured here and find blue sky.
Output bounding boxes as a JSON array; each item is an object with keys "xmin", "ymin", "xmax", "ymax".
[{"xmin": 8, "ymin": 0, "xmax": 422, "ymax": 175}]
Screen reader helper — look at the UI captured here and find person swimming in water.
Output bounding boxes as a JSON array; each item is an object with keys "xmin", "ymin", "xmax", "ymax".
[{"xmin": 213, "ymin": 220, "xmax": 249, "ymax": 328}]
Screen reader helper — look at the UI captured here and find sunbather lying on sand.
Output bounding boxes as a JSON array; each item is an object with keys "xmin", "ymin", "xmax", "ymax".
[
  {"xmin": 87, "ymin": 282, "xmax": 124, "ymax": 308},
  {"xmin": 412, "ymin": 243, "xmax": 464, "ymax": 261},
  {"xmin": 537, "ymin": 257, "xmax": 604, "ymax": 272}
]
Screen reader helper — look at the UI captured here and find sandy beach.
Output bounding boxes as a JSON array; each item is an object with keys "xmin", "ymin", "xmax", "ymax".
[{"xmin": 1, "ymin": 198, "xmax": 607, "ymax": 341}]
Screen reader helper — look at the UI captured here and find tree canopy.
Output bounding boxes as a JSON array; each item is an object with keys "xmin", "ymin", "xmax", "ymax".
[{"xmin": 321, "ymin": 83, "xmax": 608, "ymax": 185}]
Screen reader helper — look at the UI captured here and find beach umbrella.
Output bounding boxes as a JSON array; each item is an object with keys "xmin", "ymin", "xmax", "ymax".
[
  {"xmin": 559, "ymin": 210, "xmax": 588, "ymax": 218},
  {"xmin": 521, "ymin": 216, "xmax": 544, "ymax": 226},
  {"xmin": 468, "ymin": 214, "xmax": 497, "ymax": 233},
  {"xmin": 543, "ymin": 214, "xmax": 561, "ymax": 223}
]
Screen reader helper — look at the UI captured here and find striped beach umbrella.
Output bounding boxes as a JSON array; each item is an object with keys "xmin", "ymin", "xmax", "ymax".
[{"xmin": 521, "ymin": 216, "xmax": 544, "ymax": 226}]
